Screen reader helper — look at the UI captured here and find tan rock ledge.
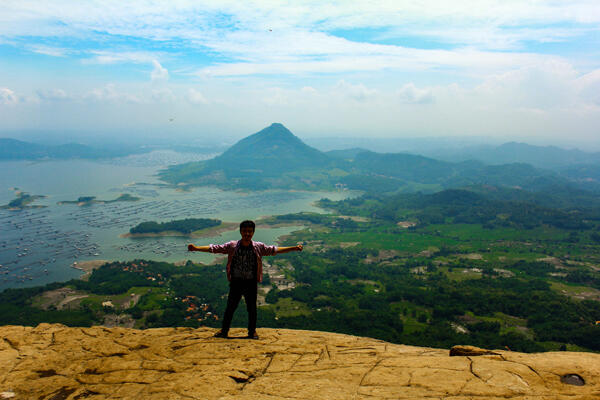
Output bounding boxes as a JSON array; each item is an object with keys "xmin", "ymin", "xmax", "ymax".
[{"xmin": 0, "ymin": 323, "xmax": 598, "ymax": 399}]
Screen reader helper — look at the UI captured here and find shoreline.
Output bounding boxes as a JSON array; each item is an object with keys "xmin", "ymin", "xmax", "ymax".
[
  {"xmin": 120, "ymin": 222, "xmax": 239, "ymax": 239},
  {"xmin": 120, "ymin": 219, "xmax": 306, "ymax": 240},
  {"xmin": 4, "ymin": 219, "xmax": 305, "ymax": 291},
  {"xmin": 71, "ymin": 259, "xmax": 109, "ymax": 280}
]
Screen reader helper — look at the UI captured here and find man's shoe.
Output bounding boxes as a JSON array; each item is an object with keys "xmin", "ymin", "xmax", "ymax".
[
  {"xmin": 213, "ymin": 330, "xmax": 228, "ymax": 338},
  {"xmin": 248, "ymin": 332, "xmax": 259, "ymax": 340}
]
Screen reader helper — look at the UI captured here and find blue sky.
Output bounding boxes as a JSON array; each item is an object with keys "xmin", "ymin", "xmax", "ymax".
[{"xmin": 1, "ymin": 1, "xmax": 600, "ymax": 147}]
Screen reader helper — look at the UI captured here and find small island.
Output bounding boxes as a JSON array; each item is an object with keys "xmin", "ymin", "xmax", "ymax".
[
  {"xmin": 1, "ymin": 191, "xmax": 47, "ymax": 210},
  {"xmin": 125, "ymin": 218, "xmax": 223, "ymax": 237},
  {"xmin": 58, "ymin": 193, "xmax": 140, "ymax": 206}
]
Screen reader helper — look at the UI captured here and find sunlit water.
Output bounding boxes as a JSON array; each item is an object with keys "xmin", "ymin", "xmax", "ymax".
[{"xmin": 0, "ymin": 154, "xmax": 355, "ymax": 291}]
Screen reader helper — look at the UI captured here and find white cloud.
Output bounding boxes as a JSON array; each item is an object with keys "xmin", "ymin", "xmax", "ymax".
[
  {"xmin": 576, "ymin": 69, "xmax": 600, "ymax": 105},
  {"xmin": 2, "ymin": 75, "xmax": 599, "ymax": 146},
  {"xmin": 0, "ymin": 1, "xmax": 597, "ymax": 91},
  {"xmin": 187, "ymin": 88, "xmax": 208, "ymax": 104},
  {"xmin": 2, "ymin": 1, "xmax": 599, "ymax": 46},
  {"xmin": 28, "ymin": 44, "xmax": 69, "ymax": 57},
  {"xmin": 85, "ymin": 84, "xmax": 141, "ymax": 103},
  {"xmin": 192, "ymin": 36, "xmax": 563, "ymax": 77},
  {"xmin": 84, "ymin": 51, "xmax": 161, "ymax": 65},
  {"xmin": 397, "ymin": 83, "xmax": 434, "ymax": 104},
  {"xmin": 84, "ymin": 52, "xmax": 170, "ymax": 82},
  {"xmin": 335, "ymin": 80, "xmax": 377, "ymax": 102},
  {"xmin": 1, "ymin": 1, "xmax": 600, "ymax": 144},
  {"xmin": 473, "ymin": 60, "xmax": 580, "ymax": 109},
  {"xmin": 36, "ymin": 88, "xmax": 70, "ymax": 101},
  {"xmin": 262, "ymin": 87, "xmax": 289, "ymax": 106},
  {"xmin": 151, "ymin": 88, "xmax": 175, "ymax": 103},
  {"xmin": 0, "ymin": 88, "xmax": 18, "ymax": 105},
  {"xmin": 151, "ymin": 60, "xmax": 169, "ymax": 81}
]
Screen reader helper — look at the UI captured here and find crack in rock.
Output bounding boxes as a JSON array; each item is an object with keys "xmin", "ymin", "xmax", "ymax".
[
  {"xmin": 359, "ymin": 358, "xmax": 383, "ymax": 388},
  {"xmin": 467, "ymin": 356, "xmax": 486, "ymax": 383},
  {"xmin": 2, "ymin": 338, "xmax": 19, "ymax": 353},
  {"xmin": 35, "ymin": 369, "xmax": 59, "ymax": 378},
  {"xmin": 47, "ymin": 387, "xmax": 76, "ymax": 400}
]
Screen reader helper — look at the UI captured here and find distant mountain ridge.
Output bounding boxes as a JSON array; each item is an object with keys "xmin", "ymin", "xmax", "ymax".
[
  {"xmin": 160, "ymin": 123, "xmax": 600, "ymax": 197},
  {"xmin": 0, "ymin": 138, "xmax": 139, "ymax": 160},
  {"xmin": 429, "ymin": 141, "xmax": 600, "ymax": 169}
]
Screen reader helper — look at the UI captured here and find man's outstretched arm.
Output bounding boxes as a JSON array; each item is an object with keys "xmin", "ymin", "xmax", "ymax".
[
  {"xmin": 188, "ymin": 244, "xmax": 210, "ymax": 252},
  {"xmin": 275, "ymin": 245, "xmax": 303, "ymax": 254}
]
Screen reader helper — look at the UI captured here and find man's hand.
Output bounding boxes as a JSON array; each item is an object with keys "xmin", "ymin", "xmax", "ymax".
[{"xmin": 275, "ymin": 244, "xmax": 304, "ymax": 254}]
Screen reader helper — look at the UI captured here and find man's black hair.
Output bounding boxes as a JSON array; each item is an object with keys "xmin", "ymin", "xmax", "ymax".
[{"xmin": 239, "ymin": 220, "xmax": 255, "ymax": 231}]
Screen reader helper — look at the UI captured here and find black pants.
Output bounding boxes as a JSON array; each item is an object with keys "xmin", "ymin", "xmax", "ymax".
[{"xmin": 221, "ymin": 279, "xmax": 257, "ymax": 334}]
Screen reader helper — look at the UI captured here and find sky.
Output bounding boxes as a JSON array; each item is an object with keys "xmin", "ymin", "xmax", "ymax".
[{"xmin": 1, "ymin": 0, "xmax": 600, "ymax": 148}]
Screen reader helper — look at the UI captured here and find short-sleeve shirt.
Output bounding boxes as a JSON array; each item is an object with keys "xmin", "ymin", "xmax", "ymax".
[
  {"xmin": 209, "ymin": 240, "xmax": 277, "ymax": 282},
  {"xmin": 230, "ymin": 244, "xmax": 258, "ymax": 281}
]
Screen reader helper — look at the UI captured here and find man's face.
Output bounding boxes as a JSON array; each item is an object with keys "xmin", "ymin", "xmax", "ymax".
[{"xmin": 240, "ymin": 227, "xmax": 255, "ymax": 243}]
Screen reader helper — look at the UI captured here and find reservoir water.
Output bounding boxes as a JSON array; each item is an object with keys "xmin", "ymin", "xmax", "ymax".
[{"xmin": 0, "ymin": 153, "xmax": 355, "ymax": 291}]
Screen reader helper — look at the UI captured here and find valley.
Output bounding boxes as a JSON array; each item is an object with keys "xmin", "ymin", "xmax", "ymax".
[{"xmin": 1, "ymin": 124, "xmax": 599, "ymax": 354}]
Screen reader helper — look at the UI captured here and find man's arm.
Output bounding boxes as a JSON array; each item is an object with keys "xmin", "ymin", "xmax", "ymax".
[
  {"xmin": 188, "ymin": 244, "xmax": 211, "ymax": 252},
  {"xmin": 275, "ymin": 245, "xmax": 303, "ymax": 254}
]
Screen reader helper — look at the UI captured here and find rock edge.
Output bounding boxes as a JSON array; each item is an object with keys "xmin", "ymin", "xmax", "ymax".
[{"xmin": 0, "ymin": 323, "xmax": 598, "ymax": 399}]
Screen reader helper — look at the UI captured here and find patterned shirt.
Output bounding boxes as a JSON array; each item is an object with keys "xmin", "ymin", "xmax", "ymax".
[
  {"xmin": 208, "ymin": 240, "xmax": 277, "ymax": 282},
  {"xmin": 230, "ymin": 244, "xmax": 258, "ymax": 280}
]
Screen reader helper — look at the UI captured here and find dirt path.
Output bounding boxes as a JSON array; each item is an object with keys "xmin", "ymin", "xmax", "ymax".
[{"xmin": 56, "ymin": 295, "xmax": 89, "ymax": 310}]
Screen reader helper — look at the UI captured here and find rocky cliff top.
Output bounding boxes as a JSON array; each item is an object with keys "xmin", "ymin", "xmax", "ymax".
[{"xmin": 1, "ymin": 323, "xmax": 598, "ymax": 399}]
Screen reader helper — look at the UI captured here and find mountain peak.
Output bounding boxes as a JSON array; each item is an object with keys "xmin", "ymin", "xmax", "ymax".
[
  {"xmin": 159, "ymin": 123, "xmax": 333, "ymax": 188},
  {"xmin": 252, "ymin": 122, "xmax": 295, "ymax": 140},
  {"xmin": 205, "ymin": 123, "xmax": 331, "ymax": 174}
]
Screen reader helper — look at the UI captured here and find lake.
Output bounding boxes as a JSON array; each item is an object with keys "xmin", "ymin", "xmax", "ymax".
[{"xmin": 0, "ymin": 153, "xmax": 356, "ymax": 290}]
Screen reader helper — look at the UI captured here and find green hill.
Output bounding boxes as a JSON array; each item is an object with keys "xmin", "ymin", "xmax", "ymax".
[
  {"xmin": 430, "ymin": 141, "xmax": 600, "ymax": 169},
  {"xmin": 159, "ymin": 123, "xmax": 339, "ymax": 189},
  {"xmin": 159, "ymin": 123, "xmax": 597, "ymax": 198},
  {"xmin": 0, "ymin": 138, "xmax": 143, "ymax": 160},
  {"xmin": 207, "ymin": 123, "xmax": 331, "ymax": 175}
]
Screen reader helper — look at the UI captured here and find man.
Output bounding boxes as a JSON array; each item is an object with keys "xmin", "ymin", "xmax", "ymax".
[{"xmin": 188, "ymin": 220, "xmax": 302, "ymax": 339}]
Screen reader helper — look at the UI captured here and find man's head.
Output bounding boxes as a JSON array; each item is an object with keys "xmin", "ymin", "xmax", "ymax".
[{"xmin": 239, "ymin": 220, "xmax": 255, "ymax": 244}]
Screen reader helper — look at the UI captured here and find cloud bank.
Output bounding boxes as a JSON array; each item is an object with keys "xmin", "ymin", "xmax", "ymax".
[{"xmin": 0, "ymin": 1, "xmax": 599, "ymax": 146}]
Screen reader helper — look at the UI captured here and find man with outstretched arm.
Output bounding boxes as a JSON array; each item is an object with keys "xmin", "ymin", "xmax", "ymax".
[{"xmin": 188, "ymin": 220, "xmax": 302, "ymax": 339}]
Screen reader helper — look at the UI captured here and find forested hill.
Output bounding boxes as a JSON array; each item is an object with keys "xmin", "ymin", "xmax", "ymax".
[
  {"xmin": 212, "ymin": 122, "xmax": 331, "ymax": 173},
  {"xmin": 129, "ymin": 218, "xmax": 220, "ymax": 235},
  {"xmin": 0, "ymin": 138, "xmax": 142, "ymax": 160},
  {"xmin": 430, "ymin": 141, "xmax": 600, "ymax": 169},
  {"xmin": 320, "ymin": 188, "xmax": 600, "ymax": 230},
  {"xmin": 159, "ymin": 123, "xmax": 596, "ymax": 195},
  {"xmin": 159, "ymin": 123, "xmax": 337, "ymax": 189}
]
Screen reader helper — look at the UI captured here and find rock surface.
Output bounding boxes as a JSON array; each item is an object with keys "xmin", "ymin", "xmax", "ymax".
[{"xmin": 0, "ymin": 323, "xmax": 599, "ymax": 399}]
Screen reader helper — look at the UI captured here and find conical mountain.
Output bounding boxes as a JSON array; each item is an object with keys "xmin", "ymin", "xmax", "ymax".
[
  {"xmin": 159, "ymin": 123, "xmax": 586, "ymax": 193},
  {"xmin": 205, "ymin": 123, "xmax": 331, "ymax": 176},
  {"xmin": 159, "ymin": 123, "xmax": 335, "ymax": 189}
]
